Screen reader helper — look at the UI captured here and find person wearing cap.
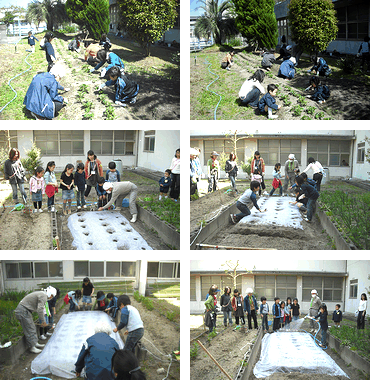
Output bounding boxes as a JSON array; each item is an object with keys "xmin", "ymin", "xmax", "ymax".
[
  {"xmin": 23, "ymin": 63, "xmax": 69, "ymax": 120},
  {"xmin": 283, "ymin": 154, "xmax": 300, "ymax": 195},
  {"xmin": 207, "ymin": 151, "xmax": 220, "ymax": 193},
  {"xmin": 97, "ymin": 178, "xmax": 138, "ymax": 223},
  {"xmin": 14, "ymin": 287, "xmax": 57, "ymax": 353},
  {"xmin": 308, "ymin": 289, "xmax": 322, "ymax": 332},
  {"xmin": 82, "ymin": 277, "xmax": 95, "ymax": 311},
  {"xmin": 75, "ymin": 321, "xmax": 119, "ymax": 379},
  {"xmin": 244, "ymin": 288, "xmax": 258, "ymax": 330}
]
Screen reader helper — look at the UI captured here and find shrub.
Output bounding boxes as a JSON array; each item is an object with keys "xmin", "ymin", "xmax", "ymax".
[
  {"xmin": 21, "ymin": 143, "xmax": 43, "ymax": 177},
  {"xmin": 190, "ymin": 342, "xmax": 199, "ymax": 359},
  {"xmin": 338, "ymin": 55, "xmax": 358, "ymax": 75}
]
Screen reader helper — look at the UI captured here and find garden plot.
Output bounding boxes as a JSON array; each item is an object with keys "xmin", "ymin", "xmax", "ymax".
[
  {"xmin": 68, "ymin": 211, "xmax": 153, "ymax": 250},
  {"xmin": 31, "ymin": 311, "xmax": 124, "ymax": 378},
  {"xmin": 238, "ymin": 196, "xmax": 303, "ymax": 230}
]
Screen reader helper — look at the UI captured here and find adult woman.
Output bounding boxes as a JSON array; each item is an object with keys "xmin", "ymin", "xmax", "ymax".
[
  {"xmin": 169, "ymin": 148, "xmax": 180, "ymax": 202},
  {"xmin": 239, "ymin": 69, "xmax": 266, "ymax": 108},
  {"xmin": 207, "ymin": 151, "xmax": 220, "ymax": 193},
  {"xmin": 302, "ymin": 157, "xmax": 324, "ymax": 191},
  {"xmin": 84, "ymin": 150, "xmax": 104, "ymax": 197},
  {"xmin": 357, "ymin": 293, "xmax": 367, "ymax": 330},
  {"xmin": 4, "ymin": 148, "xmax": 27, "ymax": 204},
  {"xmin": 225, "ymin": 153, "xmax": 238, "ymax": 193},
  {"xmin": 251, "ymin": 151, "xmax": 267, "ymax": 195},
  {"xmin": 221, "ymin": 51, "xmax": 234, "ymax": 71},
  {"xmin": 244, "ymin": 288, "xmax": 258, "ymax": 330}
]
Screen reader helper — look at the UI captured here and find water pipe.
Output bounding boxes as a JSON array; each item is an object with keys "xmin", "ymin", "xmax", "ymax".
[
  {"xmin": 30, "ymin": 377, "xmax": 52, "ymax": 380},
  {"xmin": 302, "ymin": 315, "xmax": 327, "ymax": 349},
  {"xmin": 203, "ymin": 58, "xmax": 222, "ymax": 120}
]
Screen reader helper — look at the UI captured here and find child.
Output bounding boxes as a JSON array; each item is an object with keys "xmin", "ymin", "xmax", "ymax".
[
  {"xmin": 44, "ymin": 32, "xmax": 56, "ymax": 71},
  {"xmin": 295, "ymin": 175, "xmax": 319, "ymax": 223},
  {"xmin": 207, "ymin": 151, "xmax": 220, "ymax": 193},
  {"xmin": 308, "ymin": 56, "xmax": 331, "ymax": 77},
  {"xmin": 269, "ymin": 163, "xmax": 283, "ymax": 196},
  {"xmin": 291, "ymin": 298, "xmax": 300, "ymax": 321},
  {"xmin": 239, "ymin": 69, "xmax": 266, "ymax": 108},
  {"xmin": 112, "ymin": 349, "xmax": 147, "ymax": 380},
  {"xmin": 75, "ymin": 163, "xmax": 87, "ymax": 210},
  {"xmin": 261, "ymin": 49, "xmax": 275, "ymax": 71},
  {"xmin": 221, "ymin": 51, "xmax": 234, "ymax": 70},
  {"xmin": 272, "ymin": 297, "xmax": 280, "ymax": 331},
  {"xmin": 30, "ymin": 166, "xmax": 45, "ymax": 213},
  {"xmin": 230, "ymin": 180, "xmax": 267, "ymax": 224},
  {"xmin": 68, "ymin": 290, "xmax": 81, "ymax": 312},
  {"xmin": 159, "ymin": 169, "xmax": 172, "ymax": 200},
  {"xmin": 60, "ymin": 163, "xmax": 75, "ymax": 215},
  {"xmin": 260, "ymin": 296, "xmax": 269, "ymax": 332},
  {"xmin": 96, "ymin": 291, "xmax": 107, "ymax": 311},
  {"xmin": 220, "ymin": 287, "xmax": 233, "ymax": 327},
  {"xmin": 290, "ymin": 188, "xmax": 308, "ymax": 212},
  {"xmin": 251, "ymin": 169, "xmax": 263, "ymax": 196},
  {"xmin": 106, "ymin": 161, "xmax": 121, "ymax": 206},
  {"xmin": 27, "ymin": 31, "xmax": 39, "ymax": 53},
  {"xmin": 44, "ymin": 161, "xmax": 58, "ymax": 212},
  {"xmin": 91, "ymin": 50, "xmax": 125, "ymax": 78},
  {"xmin": 96, "ymin": 179, "xmax": 108, "ymax": 209},
  {"xmin": 285, "ymin": 297, "xmax": 292, "ymax": 329},
  {"xmin": 99, "ymin": 33, "xmax": 111, "ymax": 48},
  {"xmin": 67, "ymin": 36, "xmax": 81, "ymax": 53},
  {"xmin": 204, "ymin": 287, "xmax": 217, "ymax": 333},
  {"xmin": 82, "ymin": 277, "xmax": 94, "ymax": 311},
  {"xmin": 280, "ymin": 301, "xmax": 288, "ymax": 328},
  {"xmin": 47, "ymin": 287, "xmax": 59, "ymax": 326},
  {"xmin": 311, "ymin": 304, "xmax": 328, "ymax": 347},
  {"xmin": 278, "ymin": 56, "xmax": 296, "ymax": 80},
  {"xmin": 99, "ymin": 66, "xmax": 139, "ymax": 107},
  {"xmin": 231, "ymin": 289, "xmax": 245, "ymax": 326},
  {"xmin": 332, "ymin": 304, "xmax": 342, "ymax": 327},
  {"xmin": 258, "ymin": 84, "xmax": 281, "ymax": 119},
  {"xmin": 113, "ymin": 295, "xmax": 144, "ymax": 352},
  {"xmin": 105, "ymin": 293, "xmax": 118, "ymax": 320},
  {"xmin": 306, "ymin": 76, "xmax": 330, "ymax": 104}
]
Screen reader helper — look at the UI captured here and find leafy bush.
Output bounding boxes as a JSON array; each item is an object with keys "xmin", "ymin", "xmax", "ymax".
[
  {"xmin": 241, "ymin": 155, "xmax": 253, "ymax": 176},
  {"xmin": 21, "ymin": 143, "xmax": 43, "ymax": 177},
  {"xmin": 338, "ymin": 55, "xmax": 358, "ymax": 75},
  {"xmin": 315, "ymin": 111, "xmax": 325, "ymax": 120},
  {"xmin": 190, "ymin": 342, "xmax": 199, "ymax": 359}
]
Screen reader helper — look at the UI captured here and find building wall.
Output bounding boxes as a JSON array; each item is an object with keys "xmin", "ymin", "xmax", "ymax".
[
  {"xmin": 352, "ymin": 130, "xmax": 370, "ymax": 180},
  {"xmin": 346, "ymin": 260, "xmax": 370, "ymax": 312}
]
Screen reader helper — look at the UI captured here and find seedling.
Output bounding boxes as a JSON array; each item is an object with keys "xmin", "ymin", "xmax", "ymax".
[
  {"xmin": 291, "ymin": 105, "xmax": 303, "ymax": 116},
  {"xmin": 301, "ymin": 115, "xmax": 311, "ymax": 120},
  {"xmin": 306, "ymin": 106, "xmax": 316, "ymax": 115},
  {"xmin": 297, "ymin": 95, "xmax": 307, "ymax": 106},
  {"xmin": 315, "ymin": 111, "xmax": 325, "ymax": 120}
]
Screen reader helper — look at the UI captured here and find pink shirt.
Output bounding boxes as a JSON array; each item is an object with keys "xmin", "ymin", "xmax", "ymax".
[{"xmin": 30, "ymin": 176, "xmax": 45, "ymax": 194}]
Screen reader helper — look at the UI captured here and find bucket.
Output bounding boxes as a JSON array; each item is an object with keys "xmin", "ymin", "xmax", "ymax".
[
  {"xmin": 322, "ymin": 168, "xmax": 330, "ymax": 185},
  {"xmin": 122, "ymin": 198, "xmax": 129, "ymax": 207},
  {"xmin": 113, "ymin": 159, "xmax": 123, "ymax": 175}
]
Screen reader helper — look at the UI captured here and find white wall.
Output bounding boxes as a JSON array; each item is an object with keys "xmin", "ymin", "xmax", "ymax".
[
  {"xmin": 352, "ymin": 130, "xmax": 370, "ymax": 181},
  {"xmin": 190, "ymin": 129, "xmax": 355, "ymax": 137},
  {"xmin": 346, "ymin": 260, "xmax": 370, "ymax": 313}
]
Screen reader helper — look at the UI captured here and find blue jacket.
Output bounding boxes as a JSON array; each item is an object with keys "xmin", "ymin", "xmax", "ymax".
[
  {"xmin": 75, "ymin": 332, "xmax": 118, "ymax": 380},
  {"xmin": 94, "ymin": 52, "xmax": 125, "ymax": 71},
  {"xmin": 44, "ymin": 41, "xmax": 55, "ymax": 63},
  {"xmin": 301, "ymin": 182, "xmax": 319, "ymax": 201},
  {"xmin": 314, "ymin": 311, "xmax": 328, "ymax": 331},
  {"xmin": 106, "ymin": 75, "xmax": 139, "ymax": 102},
  {"xmin": 108, "ymin": 296, "xmax": 118, "ymax": 310},
  {"xmin": 28, "ymin": 35, "xmax": 38, "ymax": 46},
  {"xmin": 159, "ymin": 176, "xmax": 172, "ymax": 189},
  {"xmin": 278, "ymin": 59, "xmax": 295, "ymax": 79},
  {"xmin": 311, "ymin": 58, "xmax": 331, "ymax": 76},
  {"xmin": 272, "ymin": 303, "xmax": 280, "ymax": 318},
  {"xmin": 311, "ymin": 85, "xmax": 330, "ymax": 101},
  {"xmin": 74, "ymin": 171, "xmax": 86, "ymax": 192},
  {"xmin": 96, "ymin": 183, "xmax": 107, "ymax": 196},
  {"xmin": 258, "ymin": 93, "xmax": 278, "ymax": 113},
  {"xmin": 23, "ymin": 72, "xmax": 64, "ymax": 119},
  {"xmin": 106, "ymin": 169, "xmax": 120, "ymax": 183},
  {"xmin": 244, "ymin": 295, "xmax": 258, "ymax": 313}
]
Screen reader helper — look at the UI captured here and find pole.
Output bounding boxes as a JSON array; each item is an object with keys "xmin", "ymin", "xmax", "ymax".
[
  {"xmin": 196, "ymin": 243, "xmax": 275, "ymax": 250},
  {"xmin": 55, "ymin": 236, "xmax": 61, "ymax": 250},
  {"xmin": 196, "ymin": 340, "xmax": 233, "ymax": 380}
]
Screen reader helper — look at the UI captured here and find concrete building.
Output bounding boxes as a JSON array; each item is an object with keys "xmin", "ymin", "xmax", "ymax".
[
  {"xmin": 274, "ymin": 0, "xmax": 370, "ymax": 55},
  {"xmin": 0, "ymin": 8, "xmax": 47, "ymax": 36},
  {"xmin": 1, "ymin": 260, "xmax": 180, "ymax": 295},
  {"xmin": 190, "ymin": 260, "xmax": 370, "ymax": 315},
  {"xmin": 0, "ymin": 130, "xmax": 180, "ymax": 173},
  {"xmin": 190, "ymin": 129, "xmax": 370, "ymax": 181}
]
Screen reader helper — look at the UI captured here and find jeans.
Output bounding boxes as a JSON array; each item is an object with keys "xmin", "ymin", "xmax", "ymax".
[
  {"xmin": 306, "ymin": 198, "xmax": 317, "ymax": 221},
  {"xmin": 208, "ymin": 174, "xmax": 218, "ymax": 193},
  {"xmin": 235, "ymin": 200, "xmax": 251, "ymax": 222},
  {"xmin": 223, "ymin": 311, "xmax": 232, "ymax": 326},
  {"xmin": 240, "ymin": 88, "xmax": 261, "ymax": 107},
  {"xmin": 11, "ymin": 182, "xmax": 27, "ymax": 202},
  {"xmin": 69, "ymin": 299, "xmax": 77, "ymax": 312},
  {"xmin": 292, "ymin": 315, "xmax": 299, "ymax": 321},
  {"xmin": 269, "ymin": 184, "xmax": 282, "ymax": 196},
  {"xmin": 261, "ymin": 314, "xmax": 269, "ymax": 331},
  {"xmin": 229, "ymin": 175, "xmax": 236, "ymax": 190},
  {"xmin": 283, "ymin": 172, "xmax": 296, "ymax": 193},
  {"xmin": 321, "ymin": 328, "xmax": 327, "ymax": 346},
  {"xmin": 357, "ymin": 310, "xmax": 365, "ymax": 329},
  {"xmin": 47, "ymin": 195, "xmax": 54, "ymax": 209},
  {"xmin": 76, "ymin": 190, "xmax": 86, "ymax": 207},
  {"xmin": 125, "ymin": 327, "xmax": 144, "ymax": 352},
  {"xmin": 273, "ymin": 317, "xmax": 280, "ymax": 331}
]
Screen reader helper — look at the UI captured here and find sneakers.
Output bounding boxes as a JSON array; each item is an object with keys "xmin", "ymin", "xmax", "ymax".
[
  {"xmin": 130, "ymin": 214, "xmax": 137, "ymax": 223},
  {"xmin": 83, "ymin": 205, "xmax": 87, "ymax": 209},
  {"xmin": 159, "ymin": 195, "xmax": 162, "ymax": 201},
  {"xmin": 33, "ymin": 209, "xmax": 38, "ymax": 214},
  {"xmin": 130, "ymin": 97, "xmax": 137, "ymax": 104},
  {"xmin": 230, "ymin": 214, "xmax": 236, "ymax": 224},
  {"xmin": 38, "ymin": 208, "xmax": 43, "ymax": 213},
  {"xmin": 268, "ymin": 114, "xmax": 278, "ymax": 119},
  {"xmin": 303, "ymin": 216, "xmax": 311, "ymax": 223},
  {"xmin": 77, "ymin": 206, "xmax": 81, "ymax": 210},
  {"xmin": 30, "ymin": 346, "xmax": 42, "ymax": 353},
  {"xmin": 50, "ymin": 205, "xmax": 55, "ymax": 212},
  {"xmin": 35, "ymin": 342, "xmax": 45, "ymax": 348},
  {"xmin": 263, "ymin": 191, "xmax": 269, "ymax": 196},
  {"xmin": 40, "ymin": 334, "xmax": 47, "ymax": 340},
  {"xmin": 46, "ymin": 332, "xmax": 53, "ymax": 336}
]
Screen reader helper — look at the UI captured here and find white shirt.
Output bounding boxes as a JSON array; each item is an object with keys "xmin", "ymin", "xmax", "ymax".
[
  {"xmin": 239, "ymin": 79, "xmax": 265, "ymax": 98},
  {"xmin": 170, "ymin": 157, "xmax": 180, "ymax": 174},
  {"xmin": 303, "ymin": 161, "xmax": 323, "ymax": 174},
  {"xmin": 358, "ymin": 300, "xmax": 367, "ymax": 312}
]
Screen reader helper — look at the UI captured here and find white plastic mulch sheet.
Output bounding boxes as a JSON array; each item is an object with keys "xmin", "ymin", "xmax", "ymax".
[
  {"xmin": 67, "ymin": 211, "xmax": 152, "ymax": 250},
  {"xmin": 239, "ymin": 196, "xmax": 303, "ymax": 229},
  {"xmin": 31, "ymin": 311, "xmax": 124, "ymax": 378},
  {"xmin": 253, "ymin": 331, "xmax": 349, "ymax": 378}
]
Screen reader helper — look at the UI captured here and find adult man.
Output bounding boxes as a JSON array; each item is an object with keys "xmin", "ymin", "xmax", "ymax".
[
  {"xmin": 308, "ymin": 289, "xmax": 322, "ymax": 332},
  {"xmin": 283, "ymin": 154, "xmax": 300, "ymax": 195},
  {"xmin": 14, "ymin": 286, "xmax": 57, "ymax": 353},
  {"xmin": 244, "ymin": 288, "xmax": 258, "ymax": 330}
]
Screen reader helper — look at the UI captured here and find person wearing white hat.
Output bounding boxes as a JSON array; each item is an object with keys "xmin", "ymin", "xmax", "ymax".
[
  {"xmin": 308, "ymin": 289, "xmax": 322, "ymax": 331},
  {"xmin": 283, "ymin": 154, "xmax": 300, "ymax": 195},
  {"xmin": 98, "ymin": 179, "xmax": 138, "ymax": 223},
  {"xmin": 14, "ymin": 289, "xmax": 56, "ymax": 353}
]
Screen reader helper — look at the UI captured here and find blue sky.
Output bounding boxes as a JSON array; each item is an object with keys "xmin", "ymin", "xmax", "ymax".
[
  {"xmin": 0, "ymin": 0, "xmax": 31, "ymax": 9},
  {"xmin": 190, "ymin": 0, "xmax": 204, "ymax": 17}
]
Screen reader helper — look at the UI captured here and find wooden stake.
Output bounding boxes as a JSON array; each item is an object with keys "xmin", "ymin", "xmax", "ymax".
[
  {"xmin": 55, "ymin": 236, "xmax": 61, "ymax": 250},
  {"xmin": 196, "ymin": 243, "xmax": 275, "ymax": 250},
  {"xmin": 196, "ymin": 340, "xmax": 233, "ymax": 380}
]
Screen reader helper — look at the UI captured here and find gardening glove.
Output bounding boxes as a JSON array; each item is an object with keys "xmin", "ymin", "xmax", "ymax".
[
  {"xmin": 115, "ymin": 100, "xmax": 127, "ymax": 107},
  {"xmin": 64, "ymin": 87, "xmax": 70, "ymax": 92},
  {"xmin": 64, "ymin": 98, "xmax": 68, "ymax": 104},
  {"xmin": 99, "ymin": 83, "xmax": 106, "ymax": 90},
  {"xmin": 307, "ymin": 69, "xmax": 311, "ymax": 73},
  {"xmin": 100, "ymin": 68, "xmax": 107, "ymax": 78},
  {"xmin": 90, "ymin": 68, "xmax": 95, "ymax": 73}
]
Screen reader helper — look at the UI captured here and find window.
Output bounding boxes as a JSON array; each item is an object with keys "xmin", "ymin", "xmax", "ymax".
[
  {"xmin": 200, "ymin": 275, "xmax": 241, "ymax": 301},
  {"xmin": 0, "ymin": 130, "xmax": 17, "ymax": 149},
  {"xmin": 329, "ymin": 140, "xmax": 350, "ymax": 166},
  {"xmin": 90, "ymin": 130, "xmax": 136, "ymax": 155},
  {"xmin": 106, "ymin": 261, "xmax": 120, "ymax": 277},
  {"xmin": 144, "ymin": 130, "xmax": 155, "ymax": 152},
  {"xmin": 204, "ymin": 138, "xmax": 245, "ymax": 164},
  {"xmin": 302, "ymin": 276, "xmax": 343, "ymax": 302},
  {"xmin": 190, "ymin": 276, "xmax": 197, "ymax": 301},
  {"xmin": 255, "ymin": 275, "xmax": 297, "ymax": 300},
  {"xmin": 307, "ymin": 140, "xmax": 329, "ymax": 166},
  {"xmin": 147, "ymin": 262, "xmax": 180, "ymax": 279},
  {"xmin": 258, "ymin": 139, "xmax": 301, "ymax": 166},
  {"xmin": 35, "ymin": 262, "xmax": 48, "ymax": 278},
  {"xmin": 336, "ymin": 4, "xmax": 369, "ymax": 40},
  {"xmin": 307, "ymin": 140, "xmax": 350, "ymax": 167},
  {"xmin": 48, "ymin": 262, "xmax": 63, "ymax": 277},
  {"xmin": 5, "ymin": 263, "xmax": 19, "ymax": 279},
  {"xmin": 147, "ymin": 262, "xmax": 159, "ymax": 277},
  {"xmin": 350, "ymin": 279, "xmax": 358, "ymax": 299},
  {"xmin": 74, "ymin": 261, "xmax": 88, "ymax": 277},
  {"xmin": 34, "ymin": 131, "xmax": 84, "ymax": 155},
  {"xmin": 357, "ymin": 142, "xmax": 365, "ymax": 163},
  {"xmin": 121, "ymin": 262, "xmax": 136, "ymax": 277},
  {"xmin": 20, "ymin": 262, "xmax": 32, "ymax": 278},
  {"xmin": 74, "ymin": 261, "xmax": 136, "ymax": 278},
  {"xmin": 90, "ymin": 262, "xmax": 104, "ymax": 277},
  {"xmin": 5, "ymin": 262, "xmax": 61, "ymax": 278}
]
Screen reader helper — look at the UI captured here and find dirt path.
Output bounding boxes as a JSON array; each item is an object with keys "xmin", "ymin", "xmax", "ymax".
[{"xmin": 190, "ymin": 48, "xmax": 370, "ymax": 120}]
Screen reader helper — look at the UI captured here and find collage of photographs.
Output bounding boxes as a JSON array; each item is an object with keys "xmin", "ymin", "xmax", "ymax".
[{"xmin": 0, "ymin": 0, "xmax": 369, "ymax": 380}]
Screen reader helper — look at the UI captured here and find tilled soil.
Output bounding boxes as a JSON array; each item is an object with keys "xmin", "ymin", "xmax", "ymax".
[{"xmin": 190, "ymin": 48, "xmax": 370, "ymax": 120}]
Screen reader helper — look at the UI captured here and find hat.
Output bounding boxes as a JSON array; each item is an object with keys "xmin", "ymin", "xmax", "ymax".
[
  {"xmin": 289, "ymin": 56, "xmax": 296, "ymax": 64},
  {"xmin": 246, "ymin": 287, "xmax": 253, "ymax": 294},
  {"xmin": 49, "ymin": 63, "xmax": 66, "ymax": 79},
  {"xmin": 311, "ymin": 289, "xmax": 317, "ymax": 294},
  {"xmin": 211, "ymin": 151, "xmax": 219, "ymax": 157},
  {"xmin": 190, "ymin": 147, "xmax": 199, "ymax": 156},
  {"xmin": 45, "ymin": 286, "xmax": 57, "ymax": 298},
  {"xmin": 103, "ymin": 182, "xmax": 113, "ymax": 193},
  {"xmin": 288, "ymin": 154, "xmax": 295, "ymax": 160}
]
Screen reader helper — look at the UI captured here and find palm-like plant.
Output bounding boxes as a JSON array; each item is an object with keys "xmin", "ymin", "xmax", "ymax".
[
  {"xmin": 194, "ymin": 0, "xmax": 236, "ymax": 45},
  {"xmin": 26, "ymin": 1, "xmax": 45, "ymax": 31}
]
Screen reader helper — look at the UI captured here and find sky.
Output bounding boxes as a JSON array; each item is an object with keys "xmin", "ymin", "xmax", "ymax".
[
  {"xmin": 0, "ymin": 0, "xmax": 30, "ymax": 9},
  {"xmin": 190, "ymin": 0, "xmax": 204, "ymax": 17}
]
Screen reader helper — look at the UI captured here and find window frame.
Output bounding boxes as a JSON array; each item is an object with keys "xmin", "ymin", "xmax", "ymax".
[
  {"xmin": 34, "ymin": 130, "xmax": 84, "ymax": 156},
  {"xmin": 143, "ymin": 130, "xmax": 156, "ymax": 153}
]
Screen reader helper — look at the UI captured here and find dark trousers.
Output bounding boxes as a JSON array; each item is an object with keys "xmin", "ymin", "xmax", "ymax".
[
  {"xmin": 124, "ymin": 327, "xmax": 144, "ymax": 352},
  {"xmin": 313, "ymin": 172, "xmax": 323, "ymax": 191},
  {"xmin": 208, "ymin": 174, "xmax": 218, "ymax": 192},
  {"xmin": 47, "ymin": 195, "xmax": 54, "ymax": 209},
  {"xmin": 306, "ymin": 198, "xmax": 317, "ymax": 221},
  {"xmin": 240, "ymin": 88, "xmax": 261, "ymax": 107},
  {"xmin": 273, "ymin": 317, "xmax": 280, "ymax": 331},
  {"xmin": 247, "ymin": 309, "xmax": 258, "ymax": 329},
  {"xmin": 33, "ymin": 201, "xmax": 42, "ymax": 209},
  {"xmin": 170, "ymin": 173, "xmax": 180, "ymax": 200},
  {"xmin": 235, "ymin": 200, "xmax": 251, "ymax": 222},
  {"xmin": 357, "ymin": 310, "xmax": 366, "ymax": 329},
  {"xmin": 261, "ymin": 314, "xmax": 269, "ymax": 331},
  {"xmin": 235, "ymin": 315, "xmax": 245, "ymax": 325}
]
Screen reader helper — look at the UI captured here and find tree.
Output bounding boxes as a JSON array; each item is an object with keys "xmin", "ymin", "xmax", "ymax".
[
  {"xmin": 288, "ymin": 0, "xmax": 338, "ymax": 55},
  {"xmin": 117, "ymin": 0, "xmax": 178, "ymax": 56},
  {"xmin": 26, "ymin": 1, "xmax": 45, "ymax": 31},
  {"xmin": 221, "ymin": 260, "xmax": 254, "ymax": 289},
  {"xmin": 223, "ymin": 130, "xmax": 252, "ymax": 163},
  {"xmin": 27, "ymin": 0, "xmax": 69, "ymax": 31},
  {"xmin": 233, "ymin": 0, "xmax": 278, "ymax": 49},
  {"xmin": 1, "ymin": 11, "xmax": 16, "ymax": 28},
  {"xmin": 65, "ymin": 0, "xmax": 109, "ymax": 40},
  {"xmin": 194, "ymin": 0, "xmax": 236, "ymax": 45}
]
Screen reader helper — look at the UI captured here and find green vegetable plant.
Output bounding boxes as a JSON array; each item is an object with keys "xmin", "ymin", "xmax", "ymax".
[
  {"xmin": 291, "ymin": 105, "xmax": 303, "ymax": 116},
  {"xmin": 315, "ymin": 111, "xmax": 325, "ymax": 120},
  {"xmin": 306, "ymin": 106, "xmax": 316, "ymax": 115}
]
